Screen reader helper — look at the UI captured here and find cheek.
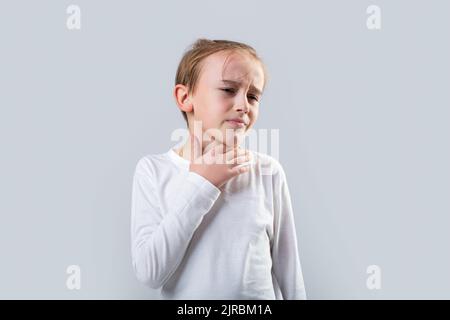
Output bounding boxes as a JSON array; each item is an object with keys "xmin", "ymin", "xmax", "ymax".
[
  {"xmin": 210, "ymin": 96, "xmax": 231, "ymax": 118},
  {"xmin": 196, "ymin": 97, "xmax": 227, "ymax": 128},
  {"xmin": 249, "ymin": 108, "xmax": 259, "ymax": 124},
  {"xmin": 217, "ymin": 94, "xmax": 231, "ymax": 108}
]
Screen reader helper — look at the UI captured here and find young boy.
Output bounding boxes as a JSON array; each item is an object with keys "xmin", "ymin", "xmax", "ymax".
[{"xmin": 131, "ymin": 39, "xmax": 306, "ymax": 299}]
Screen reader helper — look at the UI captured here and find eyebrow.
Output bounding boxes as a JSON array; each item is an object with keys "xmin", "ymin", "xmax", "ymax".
[{"xmin": 220, "ymin": 80, "xmax": 263, "ymax": 96}]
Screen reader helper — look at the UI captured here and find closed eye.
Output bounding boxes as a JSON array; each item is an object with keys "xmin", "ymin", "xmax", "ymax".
[
  {"xmin": 220, "ymin": 88, "xmax": 236, "ymax": 94},
  {"xmin": 221, "ymin": 88, "xmax": 259, "ymax": 103},
  {"xmin": 248, "ymin": 95, "xmax": 259, "ymax": 102}
]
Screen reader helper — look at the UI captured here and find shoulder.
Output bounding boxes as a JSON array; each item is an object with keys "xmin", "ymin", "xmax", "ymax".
[
  {"xmin": 133, "ymin": 152, "xmax": 170, "ymax": 177},
  {"xmin": 248, "ymin": 150, "xmax": 286, "ymax": 179}
]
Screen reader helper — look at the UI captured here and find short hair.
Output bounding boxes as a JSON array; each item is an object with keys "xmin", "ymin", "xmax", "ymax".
[{"xmin": 175, "ymin": 38, "xmax": 268, "ymax": 127}]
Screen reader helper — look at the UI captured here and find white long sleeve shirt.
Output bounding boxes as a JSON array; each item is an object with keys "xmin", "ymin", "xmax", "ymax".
[{"xmin": 130, "ymin": 145, "xmax": 306, "ymax": 300}]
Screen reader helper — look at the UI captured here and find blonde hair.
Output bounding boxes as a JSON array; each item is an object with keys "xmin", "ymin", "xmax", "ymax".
[{"xmin": 175, "ymin": 38, "xmax": 268, "ymax": 127}]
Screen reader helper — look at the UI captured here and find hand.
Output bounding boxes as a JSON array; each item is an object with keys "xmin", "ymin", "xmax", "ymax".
[{"xmin": 188, "ymin": 133, "xmax": 252, "ymax": 189}]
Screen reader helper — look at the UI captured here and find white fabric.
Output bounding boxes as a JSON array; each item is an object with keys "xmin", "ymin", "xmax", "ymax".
[{"xmin": 131, "ymin": 145, "xmax": 307, "ymax": 299}]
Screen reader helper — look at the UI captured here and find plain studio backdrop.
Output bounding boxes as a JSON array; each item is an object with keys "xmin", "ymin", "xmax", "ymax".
[{"xmin": 1, "ymin": 0, "xmax": 449, "ymax": 299}]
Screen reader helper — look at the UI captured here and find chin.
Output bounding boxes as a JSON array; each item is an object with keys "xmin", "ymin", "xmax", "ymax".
[
  {"xmin": 222, "ymin": 133, "xmax": 245, "ymax": 148},
  {"xmin": 216, "ymin": 124, "xmax": 245, "ymax": 146}
]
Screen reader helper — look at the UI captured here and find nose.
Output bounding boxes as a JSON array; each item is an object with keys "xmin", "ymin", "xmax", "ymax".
[{"xmin": 234, "ymin": 93, "xmax": 250, "ymax": 113}]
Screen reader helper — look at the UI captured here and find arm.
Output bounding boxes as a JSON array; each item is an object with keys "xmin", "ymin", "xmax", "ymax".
[
  {"xmin": 271, "ymin": 165, "xmax": 307, "ymax": 299},
  {"xmin": 130, "ymin": 158, "xmax": 221, "ymax": 289}
]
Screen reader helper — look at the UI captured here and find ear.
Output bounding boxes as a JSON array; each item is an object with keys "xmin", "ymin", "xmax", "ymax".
[{"xmin": 174, "ymin": 84, "xmax": 193, "ymax": 113}]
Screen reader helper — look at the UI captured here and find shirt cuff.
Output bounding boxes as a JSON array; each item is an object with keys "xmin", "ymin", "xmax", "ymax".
[
  {"xmin": 173, "ymin": 171, "xmax": 221, "ymax": 221},
  {"xmin": 186, "ymin": 171, "xmax": 221, "ymax": 204}
]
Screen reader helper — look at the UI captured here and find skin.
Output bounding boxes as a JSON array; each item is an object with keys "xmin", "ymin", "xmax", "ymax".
[
  {"xmin": 173, "ymin": 50, "xmax": 265, "ymax": 188},
  {"xmin": 174, "ymin": 50, "xmax": 265, "ymax": 157}
]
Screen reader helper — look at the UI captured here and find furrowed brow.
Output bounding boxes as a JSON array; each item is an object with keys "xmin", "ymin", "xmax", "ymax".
[{"xmin": 221, "ymin": 79, "xmax": 262, "ymax": 96}]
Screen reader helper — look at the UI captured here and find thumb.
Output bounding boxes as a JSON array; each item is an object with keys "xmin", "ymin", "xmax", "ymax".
[{"xmin": 203, "ymin": 135, "xmax": 218, "ymax": 156}]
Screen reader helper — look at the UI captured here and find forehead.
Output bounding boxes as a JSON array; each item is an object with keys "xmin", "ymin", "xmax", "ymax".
[{"xmin": 198, "ymin": 50, "xmax": 264, "ymax": 92}]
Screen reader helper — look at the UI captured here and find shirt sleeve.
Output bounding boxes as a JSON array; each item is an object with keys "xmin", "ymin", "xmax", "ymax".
[
  {"xmin": 271, "ymin": 164, "xmax": 307, "ymax": 300},
  {"xmin": 130, "ymin": 158, "xmax": 221, "ymax": 289}
]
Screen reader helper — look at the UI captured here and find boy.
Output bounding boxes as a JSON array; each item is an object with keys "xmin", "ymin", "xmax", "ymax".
[{"xmin": 131, "ymin": 39, "xmax": 306, "ymax": 299}]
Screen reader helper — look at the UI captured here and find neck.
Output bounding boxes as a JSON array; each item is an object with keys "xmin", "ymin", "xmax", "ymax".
[{"xmin": 177, "ymin": 138, "xmax": 222, "ymax": 162}]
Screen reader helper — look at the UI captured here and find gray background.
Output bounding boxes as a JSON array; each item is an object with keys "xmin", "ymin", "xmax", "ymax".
[{"xmin": 1, "ymin": 0, "xmax": 449, "ymax": 299}]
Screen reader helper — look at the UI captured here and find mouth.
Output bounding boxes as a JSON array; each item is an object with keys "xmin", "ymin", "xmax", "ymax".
[
  {"xmin": 225, "ymin": 120, "xmax": 246, "ymax": 128},
  {"xmin": 225, "ymin": 117, "xmax": 248, "ymax": 129}
]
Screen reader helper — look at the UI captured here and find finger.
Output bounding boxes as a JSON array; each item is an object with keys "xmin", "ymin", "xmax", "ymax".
[
  {"xmin": 223, "ymin": 145, "xmax": 241, "ymax": 157},
  {"xmin": 227, "ymin": 155, "xmax": 251, "ymax": 165},
  {"xmin": 205, "ymin": 144, "xmax": 225, "ymax": 164},
  {"xmin": 224, "ymin": 148, "xmax": 248, "ymax": 162},
  {"xmin": 203, "ymin": 136, "xmax": 219, "ymax": 156},
  {"xmin": 229, "ymin": 163, "xmax": 250, "ymax": 177},
  {"xmin": 205, "ymin": 142, "xmax": 231, "ymax": 164}
]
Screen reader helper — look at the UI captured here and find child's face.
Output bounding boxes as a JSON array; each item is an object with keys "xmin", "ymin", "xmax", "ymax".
[{"xmin": 189, "ymin": 50, "xmax": 264, "ymax": 147}]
